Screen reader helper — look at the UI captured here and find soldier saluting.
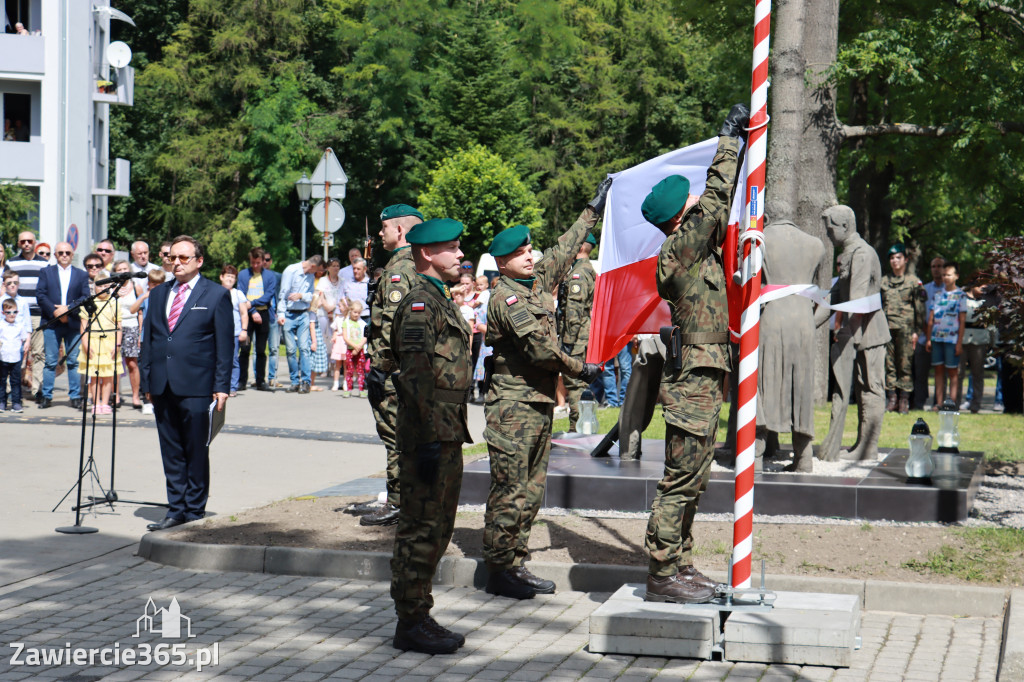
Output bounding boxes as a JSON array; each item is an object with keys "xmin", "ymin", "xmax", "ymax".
[
  {"xmin": 363, "ymin": 204, "xmax": 424, "ymax": 527},
  {"xmin": 642, "ymin": 104, "xmax": 748, "ymax": 604},
  {"xmin": 481, "ymin": 184, "xmax": 608, "ymax": 600},
  {"xmin": 389, "ymin": 218, "xmax": 473, "ymax": 655},
  {"xmin": 558, "ymin": 232, "xmax": 598, "ymax": 432}
]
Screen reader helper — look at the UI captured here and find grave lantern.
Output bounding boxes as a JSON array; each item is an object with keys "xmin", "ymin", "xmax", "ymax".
[{"xmin": 906, "ymin": 417, "xmax": 934, "ymax": 479}]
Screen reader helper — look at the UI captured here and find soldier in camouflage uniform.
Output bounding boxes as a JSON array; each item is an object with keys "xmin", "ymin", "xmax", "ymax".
[
  {"xmin": 558, "ymin": 232, "xmax": 598, "ymax": 431},
  {"xmin": 880, "ymin": 243, "xmax": 925, "ymax": 415},
  {"xmin": 389, "ymin": 218, "xmax": 472, "ymax": 655},
  {"xmin": 642, "ymin": 105, "xmax": 748, "ymax": 605},
  {"xmin": 481, "ymin": 186, "xmax": 608, "ymax": 600},
  {"xmin": 363, "ymin": 204, "xmax": 424, "ymax": 527}
]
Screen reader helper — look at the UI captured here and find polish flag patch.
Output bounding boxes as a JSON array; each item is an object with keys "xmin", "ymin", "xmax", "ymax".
[
  {"xmin": 572, "ymin": 273, "xmax": 581, "ymax": 279},
  {"xmin": 505, "ymin": 295, "xmax": 518, "ymax": 306},
  {"xmin": 391, "ymin": 274, "xmax": 402, "ymax": 282},
  {"xmin": 411, "ymin": 302, "xmax": 425, "ymax": 312}
]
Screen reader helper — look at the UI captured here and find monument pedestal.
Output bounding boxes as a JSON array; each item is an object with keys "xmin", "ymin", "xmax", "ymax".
[{"xmin": 459, "ymin": 436, "xmax": 985, "ymax": 522}]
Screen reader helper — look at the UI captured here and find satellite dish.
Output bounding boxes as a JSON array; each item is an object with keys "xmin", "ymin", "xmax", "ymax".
[{"xmin": 107, "ymin": 41, "xmax": 133, "ymax": 69}]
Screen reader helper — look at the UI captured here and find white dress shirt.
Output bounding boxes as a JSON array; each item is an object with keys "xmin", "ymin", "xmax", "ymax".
[
  {"xmin": 165, "ymin": 274, "xmax": 203, "ymax": 320},
  {"xmin": 56, "ymin": 263, "xmax": 73, "ymax": 306}
]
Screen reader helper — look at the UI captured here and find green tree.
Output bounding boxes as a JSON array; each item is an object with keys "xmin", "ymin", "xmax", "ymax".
[
  {"xmin": 418, "ymin": 145, "xmax": 542, "ymax": 260},
  {"xmin": 0, "ymin": 183, "xmax": 38, "ymax": 254}
]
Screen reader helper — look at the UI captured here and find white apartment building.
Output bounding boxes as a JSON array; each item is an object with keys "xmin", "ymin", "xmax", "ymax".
[{"xmin": 1, "ymin": 0, "xmax": 133, "ymax": 261}]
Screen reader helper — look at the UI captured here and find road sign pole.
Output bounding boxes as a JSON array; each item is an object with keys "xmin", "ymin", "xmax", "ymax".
[{"xmin": 323, "ymin": 180, "xmax": 331, "ymax": 259}]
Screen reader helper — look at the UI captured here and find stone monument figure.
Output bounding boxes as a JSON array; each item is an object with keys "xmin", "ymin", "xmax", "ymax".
[
  {"xmin": 756, "ymin": 215, "xmax": 828, "ymax": 472},
  {"xmin": 819, "ymin": 205, "xmax": 891, "ymax": 462}
]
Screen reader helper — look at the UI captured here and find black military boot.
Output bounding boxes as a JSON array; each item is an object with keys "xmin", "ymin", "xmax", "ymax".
[
  {"xmin": 360, "ymin": 502, "xmax": 400, "ymax": 526},
  {"xmin": 510, "ymin": 566, "xmax": 555, "ymax": 594},
  {"xmin": 898, "ymin": 390, "xmax": 910, "ymax": 415},
  {"xmin": 485, "ymin": 569, "xmax": 536, "ymax": 600},
  {"xmin": 885, "ymin": 390, "xmax": 897, "ymax": 412},
  {"xmin": 676, "ymin": 565, "xmax": 722, "ymax": 591},
  {"xmin": 645, "ymin": 574, "xmax": 715, "ymax": 604},
  {"xmin": 423, "ymin": 614, "xmax": 465, "ymax": 647},
  {"xmin": 393, "ymin": 617, "xmax": 460, "ymax": 654}
]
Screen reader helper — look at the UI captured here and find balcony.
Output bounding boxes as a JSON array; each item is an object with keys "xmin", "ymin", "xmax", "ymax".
[
  {"xmin": 93, "ymin": 66, "xmax": 134, "ymax": 106},
  {"xmin": 0, "ymin": 34, "xmax": 44, "ymax": 79},
  {"xmin": 0, "ymin": 140, "xmax": 44, "ymax": 182}
]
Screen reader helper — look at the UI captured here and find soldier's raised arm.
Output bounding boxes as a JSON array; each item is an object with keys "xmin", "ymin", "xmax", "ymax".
[{"xmin": 535, "ymin": 178, "xmax": 611, "ymax": 291}]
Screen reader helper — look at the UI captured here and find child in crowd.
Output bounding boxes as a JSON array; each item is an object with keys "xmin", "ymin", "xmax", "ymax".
[
  {"xmin": 79, "ymin": 283, "xmax": 122, "ymax": 415},
  {"xmin": 129, "ymin": 270, "xmax": 167, "ymax": 415},
  {"xmin": 0, "ymin": 298, "xmax": 30, "ymax": 412},
  {"xmin": 334, "ymin": 299, "xmax": 367, "ymax": 396},
  {"xmin": 220, "ymin": 265, "xmax": 250, "ymax": 397},
  {"xmin": 1, "ymin": 273, "xmax": 31, "ymax": 338},
  {"xmin": 454, "ymin": 289, "xmax": 476, "ymax": 332},
  {"xmin": 926, "ymin": 261, "xmax": 967, "ymax": 409}
]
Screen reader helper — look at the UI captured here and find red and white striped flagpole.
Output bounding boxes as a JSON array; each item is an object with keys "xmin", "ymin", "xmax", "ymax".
[{"xmin": 732, "ymin": 0, "xmax": 771, "ymax": 590}]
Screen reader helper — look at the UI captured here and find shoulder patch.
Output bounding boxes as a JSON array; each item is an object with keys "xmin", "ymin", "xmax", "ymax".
[
  {"xmin": 570, "ymin": 283, "xmax": 581, "ymax": 294},
  {"xmin": 918, "ymin": 289, "xmax": 928, "ymax": 301},
  {"xmin": 505, "ymin": 295, "xmax": 518, "ymax": 306},
  {"xmin": 390, "ymin": 274, "xmax": 401, "ymax": 283},
  {"xmin": 411, "ymin": 301, "xmax": 426, "ymax": 312},
  {"xmin": 572, "ymin": 273, "xmax": 581, "ymax": 279},
  {"xmin": 510, "ymin": 307, "xmax": 533, "ymax": 329},
  {"xmin": 401, "ymin": 325, "xmax": 425, "ymax": 345},
  {"xmin": 389, "ymin": 290, "xmax": 403, "ymax": 303}
]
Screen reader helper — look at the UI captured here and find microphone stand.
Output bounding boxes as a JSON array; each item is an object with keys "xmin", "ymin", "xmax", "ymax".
[{"xmin": 53, "ymin": 275, "xmax": 166, "ymax": 535}]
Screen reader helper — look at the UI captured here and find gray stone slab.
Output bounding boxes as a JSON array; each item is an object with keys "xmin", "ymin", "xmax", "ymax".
[
  {"xmin": 724, "ymin": 591, "xmax": 861, "ymax": 667},
  {"xmin": 1000, "ymin": 589, "xmax": 1024, "ymax": 682},
  {"xmin": 864, "ymin": 580, "xmax": 1007, "ymax": 617},
  {"xmin": 588, "ymin": 584, "xmax": 718, "ymax": 660}
]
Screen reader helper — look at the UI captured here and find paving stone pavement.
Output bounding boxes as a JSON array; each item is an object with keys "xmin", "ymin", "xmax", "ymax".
[{"xmin": 0, "ymin": 552, "xmax": 1003, "ymax": 681}]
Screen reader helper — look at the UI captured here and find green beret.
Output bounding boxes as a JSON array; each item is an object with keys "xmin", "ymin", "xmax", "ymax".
[
  {"xmin": 380, "ymin": 204, "xmax": 424, "ymax": 221},
  {"xmin": 406, "ymin": 218, "xmax": 464, "ymax": 245},
  {"xmin": 585, "ymin": 233, "xmax": 597, "ymax": 247},
  {"xmin": 489, "ymin": 224, "xmax": 531, "ymax": 257},
  {"xmin": 641, "ymin": 175, "xmax": 691, "ymax": 226},
  {"xmin": 888, "ymin": 244, "xmax": 906, "ymax": 256}
]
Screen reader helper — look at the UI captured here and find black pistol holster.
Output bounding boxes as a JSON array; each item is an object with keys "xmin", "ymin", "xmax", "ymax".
[{"xmin": 660, "ymin": 326, "xmax": 682, "ymax": 371}]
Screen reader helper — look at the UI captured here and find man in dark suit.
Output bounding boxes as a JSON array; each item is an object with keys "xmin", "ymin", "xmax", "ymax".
[
  {"xmin": 235, "ymin": 247, "xmax": 279, "ymax": 391},
  {"xmin": 140, "ymin": 236, "xmax": 234, "ymax": 531},
  {"xmin": 35, "ymin": 242, "xmax": 91, "ymax": 409}
]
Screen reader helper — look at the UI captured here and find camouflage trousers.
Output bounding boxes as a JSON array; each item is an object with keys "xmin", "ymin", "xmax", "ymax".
[
  {"xmin": 646, "ymin": 368, "xmax": 722, "ymax": 577},
  {"xmin": 390, "ymin": 441, "xmax": 463, "ymax": 621},
  {"xmin": 885, "ymin": 326, "xmax": 915, "ymax": 392},
  {"xmin": 369, "ymin": 376, "xmax": 400, "ymax": 508},
  {"xmin": 563, "ymin": 371, "xmax": 589, "ymax": 431},
  {"xmin": 482, "ymin": 399, "xmax": 553, "ymax": 570}
]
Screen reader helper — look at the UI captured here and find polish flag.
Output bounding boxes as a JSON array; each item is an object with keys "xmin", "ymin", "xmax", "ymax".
[{"xmin": 587, "ymin": 137, "xmax": 748, "ymax": 363}]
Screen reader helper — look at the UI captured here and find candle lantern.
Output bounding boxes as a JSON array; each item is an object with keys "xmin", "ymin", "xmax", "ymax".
[
  {"xmin": 936, "ymin": 399, "xmax": 960, "ymax": 452},
  {"xmin": 906, "ymin": 417, "xmax": 934, "ymax": 480}
]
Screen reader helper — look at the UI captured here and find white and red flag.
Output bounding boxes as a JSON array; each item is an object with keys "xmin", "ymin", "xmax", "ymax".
[{"xmin": 587, "ymin": 137, "xmax": 748, "ymax": 364}]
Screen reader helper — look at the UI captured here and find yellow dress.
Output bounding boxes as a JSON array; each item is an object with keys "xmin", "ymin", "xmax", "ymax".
[{"xmin": 80, "ymin": 298, "xmax": 122, "ymax": 378}]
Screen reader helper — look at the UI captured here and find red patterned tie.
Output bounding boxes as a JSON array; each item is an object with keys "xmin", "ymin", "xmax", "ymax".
[{"xmin": 167, "ymin": 283, "xmax": 190, "ymax": 331}]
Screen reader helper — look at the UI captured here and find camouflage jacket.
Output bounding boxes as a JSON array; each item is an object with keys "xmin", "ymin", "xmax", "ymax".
[
  {"xmin": 391, "ymin": 275, "xmax": 473, "ymax": 449},
  {"xmin": 656, "ymin": 135, "xmax": 739, "ymax": 376},
  {"xmin": 369, "ymin": 247, "xmax": 418, "ymax": 374},
  {"xmin": 557, "ymin": 258, "xmax": 596, "ymax": 357},
  {"xmin": 880, "ymin": 273, "xmax": 925, "ymax": 332},
  {"xmin": 486, "ymin": 207, "xmax": 598, "ymax": 403}
]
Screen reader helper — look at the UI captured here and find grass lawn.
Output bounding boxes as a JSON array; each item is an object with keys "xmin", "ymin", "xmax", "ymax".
[{"xmin": 465, "ymin": 396, "xmax": 1022, "ymax": 462}]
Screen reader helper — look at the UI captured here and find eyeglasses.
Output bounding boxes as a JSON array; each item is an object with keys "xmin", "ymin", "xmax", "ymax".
[
  {"xmin": 160, "ymin": 252, "xmax": 170, "ymax": 258},
  {"xmin": 18, "ymin": 239, "xmax": 35, "ymax": 244},
  {"xmin": 56, "ymin": 251, "xmax": 72, "ymax": 256},
  {"xmin": 166, "ymin": 255, "xmax": 196, "ymax": 264},
  {"xmin": 263, "ymin": 256, "xmax": 272, "ymax": 262},
  {"xmin": 3, "ymin": 311, "xmax": 17, "ymax": 316},
  {"xmin": 85, "ymin": 264, "xmax": 103, "ymax": 270},
  {"xmin": 37, "ymin": 251, "xmax": 50, "ymax": 257},
  {"xmin": 96, "ymin": 248, "xmax": 113, "ymax": 253}
]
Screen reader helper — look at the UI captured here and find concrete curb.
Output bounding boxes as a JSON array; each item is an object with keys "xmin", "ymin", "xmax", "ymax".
[{"xmin": 137, "ymin": 534, "xmax": 1018, "ymax": 674}]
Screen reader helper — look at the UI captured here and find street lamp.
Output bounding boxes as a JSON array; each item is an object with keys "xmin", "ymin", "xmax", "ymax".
[{"xmin": 295, "ymin": 173, "xmax": 312, "ymax": 261}]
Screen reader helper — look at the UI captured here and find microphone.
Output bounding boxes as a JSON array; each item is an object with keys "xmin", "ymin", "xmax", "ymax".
[{"xmin": 95, "ymin": 271, "xmax": 149, "ymax": 286}]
